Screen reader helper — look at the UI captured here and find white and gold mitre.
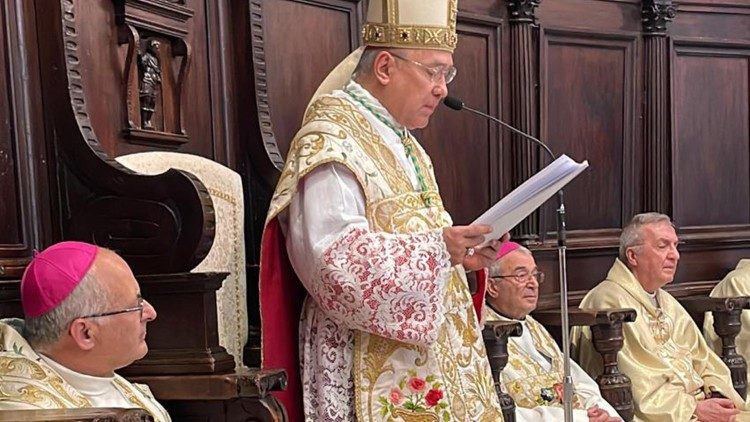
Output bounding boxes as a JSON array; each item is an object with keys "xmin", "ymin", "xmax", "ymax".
[{"xmin": 362, "ymin": 0, "xmax": 458, "ymax": 52}]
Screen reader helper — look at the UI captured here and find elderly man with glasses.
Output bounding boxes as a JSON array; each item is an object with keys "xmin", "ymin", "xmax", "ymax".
[
  {"xmin": 485, "ymin": 242, "xmax": 620, "ymax": 422},
  {"xmin": 0, "ymin": 241, "xmax": 170, "ymax": 421}
]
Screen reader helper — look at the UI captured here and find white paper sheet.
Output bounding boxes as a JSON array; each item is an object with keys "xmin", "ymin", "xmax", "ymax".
[{"xmin": 472, "ymin": 154, "xmax": 589, "ymax": 243}]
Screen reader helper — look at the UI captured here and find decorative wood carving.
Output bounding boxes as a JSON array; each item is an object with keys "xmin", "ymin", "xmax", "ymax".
[
  {"xmin": 641, "ymin": 0, "xmax": 676, "ymax": 35},
  {"xmin": 35, "ymin": 0, "xmax": 214, "ymax": 274},
  {"xmin": 533, "ymin": 308, "xmax": 636, "ymax": 421},
  {"xmin": 507, "ymin": 0, "xmax": 540, "ymax": 24},
  {"xmin": 248, "ymin": 0, "xmax": 285, "ymax": 180},
  {"xmin": 132, "ymin": 368, "xmax": 288, "ymax": 421},
  {"xmin": 589, "ymin": 310, "xmax": 636, "ymax": 422},
  {"xmin": 482, "ymin": 320, "xmax": 522, "ymax": 422},
  {"xmin": 680, "ymin": 296, "xmax": 750, "ymax": 399},
  {"xmin": 506, "ymin": 0, "xmax": 540, "ymax": 240},
  {"xmin": 713, "ymin": 301, "xmax": 750, "ymax": 400},
  {"xmin": 114, "ymin": 0, "xmax": 194, "ymax": 148}
]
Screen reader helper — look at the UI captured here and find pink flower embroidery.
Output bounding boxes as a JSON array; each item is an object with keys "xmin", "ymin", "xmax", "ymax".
[
  {"xmin": 407, "ymin": 377, "xmax": 427, "ymax": 393},
  {"xmin": 389, "ymin": 387, "xmax": 404, "ymax": 405}
]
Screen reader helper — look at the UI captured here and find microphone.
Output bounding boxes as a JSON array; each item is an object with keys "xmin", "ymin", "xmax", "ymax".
[
  {"xmin": 443, "ymin": 94, "xmax": 566, "ymax": 244},
  {"xmin": 444, "ymin": 94, "xmax": 574, "ymax": 422},
  {"xmin": 443, "ymin": 96, "xmax": 556, "ymax": 161}
]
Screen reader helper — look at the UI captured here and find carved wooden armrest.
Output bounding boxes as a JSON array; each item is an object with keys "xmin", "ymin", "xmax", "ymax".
[
  {"xmin": 483, "ymin": 320, "xmax": 522, "ymax": 422},
  {"xmin": 0, "ymin": 408, "xmax": 152, "ymax": 421},
  {"xmin": 534, "ymin": 308, "xmax": 637, "ymax": 422},
  {"xmin": 129, "ymin": 368, "xmax": 288, "ymax": 421},
  {"xmin": 681, "ymin": 296, "xmax": 750, "ymax": 399}
]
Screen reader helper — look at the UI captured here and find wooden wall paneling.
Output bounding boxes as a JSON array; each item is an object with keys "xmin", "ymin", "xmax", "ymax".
[
  {"xmin": 261, "ymin": 0, "xmax": 364, "ymax": 159},
  {"xmin": 536, "ymin": 0, "xmax": 642, "ymax": 33},
  {"xmin": 539, "ymin": 27, "xmax": 639, "ymax": 236},
  {"xmin": 205, "ymin": 0, "xmax": 241, "ymax": 167},
  {"xmin": 419, "ymin": 13, "xmax": 503, "ymax": 225},
  {"xmin": 642, "ymin": 0, "xmax": 676, "ymax": 215},
  {"xmin": 671, "ymin": 39, "xmax": 750, "ymax": 227},
  {"xmin": 0, "ymin": 0, "xmax": 51, "ymax": 278},
  {"xmin": 674, "ymin": 225, "xmax": 750, "ymax": 283},
  {"xmin": 670, "ymin": 1, "xmax": 750, "ymax": 42}
]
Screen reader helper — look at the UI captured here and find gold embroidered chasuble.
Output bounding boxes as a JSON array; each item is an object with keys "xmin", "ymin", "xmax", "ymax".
[
  {"xmin": 266, "ymin": 92, "xmax": 502, "ymax": 421},
  {"xmin": 0, "ymin": 320, "xmax": 170, "ymax": 421},
  {"xmin": 572, "ymin": 259, "xmax": 750, "ymax": 422},
  {"xmin": 484, "ymin": 307, "xmax": 619, "ymax": 421},
  {"xmin": 704, "ymin": 259, "xmax": 750, "ymax": 384}
]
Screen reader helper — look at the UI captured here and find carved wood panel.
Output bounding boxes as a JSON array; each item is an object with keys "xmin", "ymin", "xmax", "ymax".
[{"xmin": 68, "ymin": 0, "xmax": 213, "ymax": 158}]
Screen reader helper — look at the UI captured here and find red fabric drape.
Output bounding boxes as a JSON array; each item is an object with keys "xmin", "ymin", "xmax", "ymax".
[
  {"xmin": 473, "ymin": 267, "xmax": 488, "ymax": 319},
  {"xmin": 260, "ymin": 218, "xmax": 305, "ymax": 421}
]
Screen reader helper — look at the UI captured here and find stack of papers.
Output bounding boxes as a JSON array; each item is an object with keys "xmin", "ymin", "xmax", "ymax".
[{"xmin": 472, "ymin": 154, "xmax": 589, "ymax": 243}]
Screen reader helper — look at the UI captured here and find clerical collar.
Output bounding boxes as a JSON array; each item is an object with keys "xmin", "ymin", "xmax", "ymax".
[
  {"xmin": 487, "ymin": 302, "xmax": 527, "ymax": 322},
  {"xmin": 646, "ymin": 291, "xmax": 660, "ymax": 308},
  {"xmin": 39, "ymin": 354, "xmax": 116, "ymax": 396}
]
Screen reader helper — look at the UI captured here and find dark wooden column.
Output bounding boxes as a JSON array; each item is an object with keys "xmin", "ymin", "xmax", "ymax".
[
  {"xmin": 506, "ymin": 0, "xmax": 541, "ymax": 240},
  {"xmin": 642, "ymin": 0, "xmax": 676, "ymax": 214}
]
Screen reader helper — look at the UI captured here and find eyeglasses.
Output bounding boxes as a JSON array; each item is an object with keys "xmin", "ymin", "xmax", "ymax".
[
  {"xmin": 389, "ymin": 52, "xmax": 457, "ymax": 85},
  {"xmin": 80, "ymin": 297, "xmax": 147, "ymax": 320},
  {"xmin": 490, "ymin": 271, "xmax": 545, "ymax": 285}
]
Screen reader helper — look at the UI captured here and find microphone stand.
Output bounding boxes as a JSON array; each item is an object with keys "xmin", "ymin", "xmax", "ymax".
[{"xmin": 449, "ymin": 100, "xmax": 574, "ymax": 422}]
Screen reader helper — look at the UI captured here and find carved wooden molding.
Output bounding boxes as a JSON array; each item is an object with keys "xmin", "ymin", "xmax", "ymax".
[
  {"xmin": 114, "ymin": 0, "xmax": 194, "ymax": 148},
  {"xmin": 38, "ymin": 0, "xmax": 215, "ymax": 273},
  {"xmin": 248, "ymin": 0, "xmax": 285, "ymax": 173},
  {"xmin": 642, "ymin": 0, "xmax": 676, "ymax": 35},
  {"xmin": 506, "ymin": 0, "xmax": 540, "ymax": 25}
]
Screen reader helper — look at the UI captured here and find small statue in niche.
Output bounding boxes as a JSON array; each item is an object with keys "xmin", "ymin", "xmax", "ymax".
[{"xmin": 138, "ymin": 39, "xmax": 162, "ymax": 130}]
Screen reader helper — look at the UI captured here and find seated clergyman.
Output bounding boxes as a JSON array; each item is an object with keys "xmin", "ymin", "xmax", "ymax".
[
  {"xmin": 0, "ymin": 241, "xmax": 170, "ymax": 421},
  {"xmin": 704, "ymin": 259, "xmax": 750, "ymax": 385},
  {"xmin": 573, "ymin": 213, "xmax": 749, "ymax": 422},
  {"xmin": 485, "ymin": 241, "xmax": 621, "ymax": 422}
]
